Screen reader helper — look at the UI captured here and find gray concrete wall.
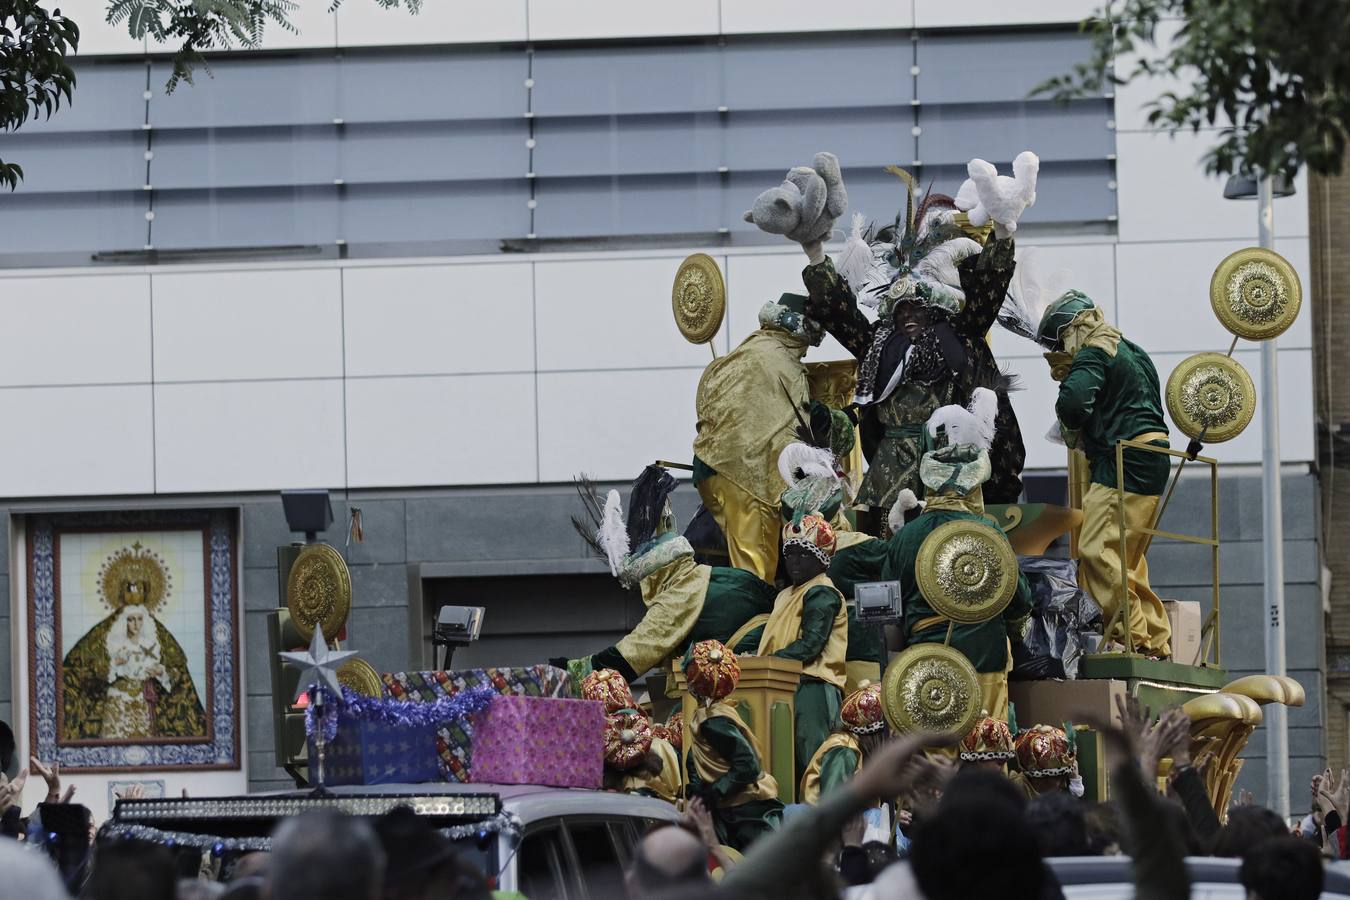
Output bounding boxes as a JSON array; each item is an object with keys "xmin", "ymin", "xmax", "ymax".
[{"xmin": 0, "ymin": 471, "xmax": 1322, "ymax": 801}]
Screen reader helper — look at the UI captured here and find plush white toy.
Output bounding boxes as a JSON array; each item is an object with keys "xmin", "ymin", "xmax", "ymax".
[{"xmin": 954, "ymin": 150, "xmax": 1039, "ymax": 240}]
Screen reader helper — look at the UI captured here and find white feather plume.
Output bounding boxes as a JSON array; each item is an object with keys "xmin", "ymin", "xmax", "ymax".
[
  {"xmin": 778, "ymin": 442, "xmax": 837, "ymax": 486},
  {"xmin": 912, "ymin": 235, "xmax": 982, "ymax": 298},
  {"xmin": 597, "ymin": 489, "xmax": 629, "ymax": 577},
  {"xmin": 999, "ymin": 246, "xmax": 1074, "ymax": 344},
  {"xmin": 926, "ymin": 387, "xmax": 999, "ymax": 451},
  {"xmin": 887, "ymin": 488, "xmax": 924, "ymax": 533},
  {"xmin": 835, "ymin": 213, "xmax": 874, "ymax": 294}
]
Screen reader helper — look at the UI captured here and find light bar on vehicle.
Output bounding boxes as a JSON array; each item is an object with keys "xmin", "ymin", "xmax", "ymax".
[{"xmin": 114, "ymin": 793, "xmax": 500, "ymax": 823}]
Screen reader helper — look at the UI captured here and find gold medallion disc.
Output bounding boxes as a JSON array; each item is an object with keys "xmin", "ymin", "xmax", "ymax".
[
  {"xmin": 882, "ymin": 643, "xmax": 981, "ymax": 737},
  {"xmin": 915, "ymin": 520, "xmax": 1018, "ymax": 625},
  {"xmin": 1209, "ymin": 246, "xmax": 1302, "ymax": 341},
  {"xmin": 286, "ymin": 542, "xmax": 352, "ymax": 643},
  {"xmin": 672, "ymin": 253, "xmax": 726, "ymax": 345},
  {"xmin": 337, "ymin": 658, "xmax": 385, "ymax": 698},
  {"xmin": 1165, "ymin": 352, "xmax": 1257, "ymax": 443}
]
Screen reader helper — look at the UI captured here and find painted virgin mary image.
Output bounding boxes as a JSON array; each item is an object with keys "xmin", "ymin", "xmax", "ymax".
[{"xmin": 61, "ymin": 543, "xmax": 207, "ymax": 740}]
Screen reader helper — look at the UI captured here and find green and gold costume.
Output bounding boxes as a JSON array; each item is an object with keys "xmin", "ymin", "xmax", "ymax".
[{"xmin": 687, "ymin": 702, "xmax": 784, "ymax": 851}]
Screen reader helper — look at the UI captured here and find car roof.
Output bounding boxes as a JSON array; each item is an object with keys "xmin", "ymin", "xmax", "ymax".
[
  {"xmin": 1050, "ymin": 855, "xmax": 1350, "ymax": 892},
  {"xmin": 299, "ymin": 782, "xmax": 683, "ymax": 825}
]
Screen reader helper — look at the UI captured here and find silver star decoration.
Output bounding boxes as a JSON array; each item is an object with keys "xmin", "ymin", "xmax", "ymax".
[{"xmin": 279, "ymin": 628, "xmax": 358, "ymax": 703}]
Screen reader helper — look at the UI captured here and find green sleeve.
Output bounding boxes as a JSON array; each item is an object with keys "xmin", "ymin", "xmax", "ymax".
[
  {"xmin": 818, "ymin": 746, "xmax": 861, "ymax": 797},
  {"xmin": 771, "ymin": 585, "xmax": 842, "ymax": 663},
  {"xmin": 699, "ymin": 716, "xmax": 764, "ymax": 798},
  {"xmin": 1056, "ymin": 348, "xmax": 1110, "ymax": 431},
  {"xmin": 1003, "ymin": 572, "xmax": 1034, "ymax": 641}
]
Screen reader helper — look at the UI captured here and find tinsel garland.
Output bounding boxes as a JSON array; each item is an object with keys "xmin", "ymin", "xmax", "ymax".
[
  {"xmin": 305, "ymin": 685, "xmax": 497, "ymax": 743},
  {"xmin": 98, "ymin": 810, "xmax": 525, "ymax": 855}
]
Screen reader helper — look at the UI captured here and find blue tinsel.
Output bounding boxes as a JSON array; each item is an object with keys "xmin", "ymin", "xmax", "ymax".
[{"xmin": 305, "ymin": 685, "xmax": 496, "ymax": 743}]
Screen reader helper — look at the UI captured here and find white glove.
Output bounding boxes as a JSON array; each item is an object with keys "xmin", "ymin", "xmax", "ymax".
[{"xmin": 955, "ymin": 150, "xmax": 1039, "ymax": 240}]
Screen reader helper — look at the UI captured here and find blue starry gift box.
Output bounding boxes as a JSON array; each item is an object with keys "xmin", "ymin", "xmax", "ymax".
[{"xmin": 309, "ymin": 713, "xmax": 442, "ymax": 786}]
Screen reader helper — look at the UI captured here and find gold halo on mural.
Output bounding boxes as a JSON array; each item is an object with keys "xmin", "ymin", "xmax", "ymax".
[
  {"xmin": 1166, "ymin": 352, "xmax": 1257, "ymax": 443},
  {"xmin": 916, "ymin": 520, "xmax": 1017, "ymax": 625},
  {"xmin": 672, "ymin": 253, "xmax": 726, "ymax": 345},
  {"xmin": 337, "ymin": 658, "xmax": 385, "ymax": 698},
  {"xmin": 100, "ymin": 542, "xmax": 172, "ymax": 615},
  {"xmin": 286, "ymin": 542, "xmax": 352, "ymax": 643},
  {"xmin": 882, "ymin": 643, "xmax": 980, "ymax": 737},
  {"xmin": 1209, "ymin": 247, "xmax": 1302, "ymax": 341}
]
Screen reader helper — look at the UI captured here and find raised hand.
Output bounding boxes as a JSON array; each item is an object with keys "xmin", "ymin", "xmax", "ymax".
[
  {"xmin": 851, "ymin": 732, "xmax": 957, "ymax": 804},
  {"xmin": 0, "ymin": 768, "xmax": 29, "ymax": 811},
  {"xmin": 29, "ymin": 756, "xmax": 61, "ymax": 802},
  {"xmin": 683, "ymin": 796, "xmax": 719, "ymax": 851}
]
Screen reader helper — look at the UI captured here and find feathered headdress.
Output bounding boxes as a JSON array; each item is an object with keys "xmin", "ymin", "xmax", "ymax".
[
  {"xmin": 835, "ymin": 168, "xmax": 982, "ymax": 317},
  {"xmin": 997, "ymin": 246, "xmax": 1073, "ymax": 345},
  {"xmin": 571, "ymin": 466, "xmax": 680, "ymax": 580},
  {"xmin": 926, "ymin": 386, "xmax": 999, "ymax": 451}
]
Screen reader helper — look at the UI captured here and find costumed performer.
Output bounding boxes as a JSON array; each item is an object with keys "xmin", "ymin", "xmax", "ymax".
[
  {"xmin": 560, "ymin": 465, "xmax": 777, "ymax": 684},
  {"xmin": 885, "ymin": 389, "xmax": 1033, "ymax": 721},
  {"xmin": 1013, "ymin": 724, "xmax": 1081, "ymax": 799},
  {"xmin": 756, "ymin": 505, "xmax": 849, "ymax": 787},
  {"xmin": 684, "ymin": 640, "xmax": 784, "ymax": 850},
  {"xmin": 743, "ymin": 153, "xmax": 1038, "ymax": 531},
  {"xmin": 1038, "ymin": 291, "xmax": 1171, "ymax": 657},
  {"xmin": 798, "ymin": 682, "xmax": 887, "ymax": 804},
  {"xmin": 601, "ymin": 711, "xmax": 681, "ymax": 802},
  {"xmin": 958, "ymin": 712, "xmax": 1021, "ymax": 785},
  {"xmin": 691, "ymin": 288, "xmax": 855, "ymax": 582},
  {"xmin": 780, "ymin": 441, "xmax": 887, "ymax": 691}
]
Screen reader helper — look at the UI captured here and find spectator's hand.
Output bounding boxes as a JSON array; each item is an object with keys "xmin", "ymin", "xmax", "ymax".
[
  {"xmin": 0, "ymin": 768, "xmax": 28, "ymax": 811},
  {"xmin": 1114, "ymin": 694, "xmax": 1152, "ymax": 759},
  {"xmin": 1158, "ymin": 709, "xmax": 1192, "ymax": 768},
  {"xmin": 684, "ymin": 797, "xmax": 720, "ymax": 851},
  {"xmin": 115, "ymin": 783, "xmax": 146, "ymax": 802},
  {"xmin": 29, "ymin": 756, "xmax": 64, "ymax": 803},
  {"xmin": 1319, "ymin": 768, "xmax": 1350, "ymax": 822},
  {"xmin": 896, "ymin": 809, "xmax": 913, "ymax": 829},
  {"xmin": 841, "ymin": 813, "xmax": 866, "ymax": 848},
  {"xmin": 849, "ymin": 731, "xmax": 954, "ymax": 804},
  {"xmin": 1236, "ymin": 788, "xmax": 1255, "ymax": 807}
]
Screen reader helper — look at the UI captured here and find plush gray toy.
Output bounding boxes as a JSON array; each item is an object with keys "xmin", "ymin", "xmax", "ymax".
[{"xmin": 743, "ymin": 151, "xmax": 847, "ymax": 245}]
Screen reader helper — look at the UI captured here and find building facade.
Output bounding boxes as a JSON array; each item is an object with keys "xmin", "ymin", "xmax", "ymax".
[{"xmin": 0, "ymin": 0, "xmax": 1324, "ymax": 813}]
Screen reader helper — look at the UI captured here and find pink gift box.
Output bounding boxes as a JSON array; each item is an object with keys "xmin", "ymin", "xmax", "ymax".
[{"xmin": 471, "ymin": 695, "xmax": 604, "ymax": 789}]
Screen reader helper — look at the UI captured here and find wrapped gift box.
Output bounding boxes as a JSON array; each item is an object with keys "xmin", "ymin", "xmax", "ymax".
[
  {"xmin": 381, "ymin": 665, "xmax": 571, "ymax": 782},
  {"xmin": 310, "ymin": 715, "xmax": 442, "ymax": 787},
  {"xmin": 472, "ymin": 695, "xmax": 604, "ymax": 789}
]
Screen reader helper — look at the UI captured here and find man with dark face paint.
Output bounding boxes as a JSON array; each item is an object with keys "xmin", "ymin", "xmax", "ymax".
[{"xmin": 756, "ymin": 508, "xmax": 849, "ymax": 787}]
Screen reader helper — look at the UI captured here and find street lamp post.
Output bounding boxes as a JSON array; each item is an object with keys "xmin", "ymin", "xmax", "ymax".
[{"xmin": 1225, "ymin": 171, "xmax": 1292, "ymax": 817}]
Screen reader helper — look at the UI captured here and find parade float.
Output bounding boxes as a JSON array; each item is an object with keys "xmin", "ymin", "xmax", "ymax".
[{"xmin": 104, "ymin": 150, "xmax": 1306, "ymax": 858}]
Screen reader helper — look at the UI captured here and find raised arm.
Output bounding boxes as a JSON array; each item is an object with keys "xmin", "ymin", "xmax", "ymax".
[
  {"xmin": 802, "ymin": 256, "xmax": 876, "ymax": 360},
  {"xmin": 954, "ymin": 237, "xmax": 1016, "ymax": 339}
]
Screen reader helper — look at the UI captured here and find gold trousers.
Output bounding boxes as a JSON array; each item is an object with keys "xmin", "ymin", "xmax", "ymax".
[
  {"xmin": 1079, "ymin": 482, "xmax": 1171, "ymax": 655},
  {"xmin": 697, "ymin": 473, "xmax": 779, "ymax": 583},
  {"xmin": 975, "ymin": 642, "xmax": 1012, "ymax": 724}
]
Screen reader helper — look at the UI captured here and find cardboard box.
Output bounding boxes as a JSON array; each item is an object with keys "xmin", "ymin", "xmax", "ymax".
[
  {"xmin": 1009, "ymin": 678, "xmax": 1129, "ymax": 803},
  {"xmin": 1164, "ymin": 600, "xmax": 1203, "ymax": 667}
]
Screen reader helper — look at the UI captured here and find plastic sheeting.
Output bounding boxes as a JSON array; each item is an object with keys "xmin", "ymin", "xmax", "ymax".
[{"xmin": 1011, "ymin": 555, "xmax": 1102, "ymax": 681}]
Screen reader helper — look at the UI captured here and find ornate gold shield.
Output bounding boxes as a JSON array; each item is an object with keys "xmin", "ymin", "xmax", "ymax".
[
  {"xmin": 881, "ymin": 643, "xmax": 981, "ymax": 737},
  {"xmin": 916, "ymin": 520, "xmax": 1018, "ymax": 624},
  {"xmin": 1166, "ymin": 352, "xmax": 1257, "ymax": 443},
  {"xmin": 337, "ymin": 658, "xmax": 385, "ymax": 698},
  {"xmin": 672, "ymin": 253, "xmax": 726, "ymax": 345},
  {"xmin": 286, "ymin": 542, "xmax": 352, "ymax": 643},
  {"xmin": 1209, "ymin": 247, "xmax": 1302, "ymax": 341}
]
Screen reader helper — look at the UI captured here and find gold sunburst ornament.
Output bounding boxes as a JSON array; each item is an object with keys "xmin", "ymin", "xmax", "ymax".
[
  {"xmin": 882, "ymin": 643, "xmax": 981, "ymax": 737},
  {"xmin": 1166, "ymin": 352, "xmax": 1257, "ymax": 443},
  {"xmin": 672, "ymin": 253, "xmax": 726, "ymax": 345},
  {"xmin": 286, "ymin": 542, "xmax": 352, "ymax": 644},
  {"xmin": 100, "ymin": 542, "xmax": 172, "ymax": 615},
  {"xmin": 337, "ymin": 658, "xmax": 385, "ymax": 698},
  {"xmin": 1209, "ymin": 247, "xmax": 1302, "ymax": 341},
  {"xmin": 916, "ymin": 520, "xmax": 1018, "ymax": 624}
]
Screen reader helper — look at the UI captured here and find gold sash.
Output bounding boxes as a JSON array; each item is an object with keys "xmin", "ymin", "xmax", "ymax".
[
  {"xmin": 832, "ymin": 528, "xmax": 877, "ymax": 552},
  {"xmin": 923, "ymin": 485, "xmax": 986, "ymax": 517},
  {"xmin": 622, "ymin": 736, "xmax": 682, "ymax": 803},
  {"xmin": 616, "ymin": 555, "xmax": 712, "ymax": 676},
  {"xmin": 756, "ymin": 572, "xmax": 849, "ymax": 689},
  {"xmin": 690, "ymin": 702, "xmax": 780, "ymax": 806},
  {"xmin": 798, "ymin": 731, "xmax": 861, "ymax": 804}
]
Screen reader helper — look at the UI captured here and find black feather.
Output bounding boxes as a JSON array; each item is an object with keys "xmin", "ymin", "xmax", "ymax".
[
  {"xmin": 571, "ymin": 473, "xmax": 607, "ymax": 558},
  {"xmin": 627, "ymin": 465, "xmax": 678, "ymax": 548}
]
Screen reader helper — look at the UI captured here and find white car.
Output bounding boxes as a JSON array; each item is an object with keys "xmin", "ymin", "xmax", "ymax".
[{"xmin": 112, "ymin": 781, "xmax": 683, "ymax": 900}]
